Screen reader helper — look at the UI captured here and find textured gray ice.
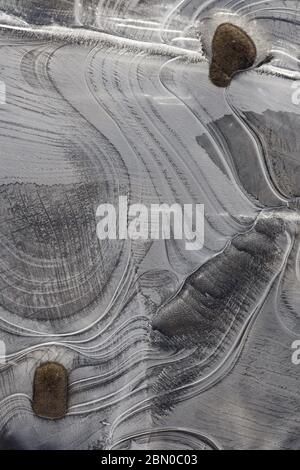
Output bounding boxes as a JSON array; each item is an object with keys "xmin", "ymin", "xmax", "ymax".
[{"xmin": 0, "ymin": 0, "xmax": 299, "ymax": 450}]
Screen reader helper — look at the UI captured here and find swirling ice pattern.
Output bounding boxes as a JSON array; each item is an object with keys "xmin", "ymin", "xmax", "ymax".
[{"xmin": 0, "ymin": 0, "xmax": 299, "ymax": 450}]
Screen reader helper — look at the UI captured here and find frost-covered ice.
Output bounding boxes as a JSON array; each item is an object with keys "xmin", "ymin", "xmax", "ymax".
[{"xmin": 0, "ymin": 0, "xmax": 299, "ymax": 450}]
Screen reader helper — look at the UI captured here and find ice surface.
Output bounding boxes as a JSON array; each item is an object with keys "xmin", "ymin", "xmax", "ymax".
[{"xmin": 0, "ymin": 0, "xmax": 299, "ymax": 450}]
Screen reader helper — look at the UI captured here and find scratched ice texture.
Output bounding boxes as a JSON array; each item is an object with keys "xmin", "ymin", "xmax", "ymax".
[{"xmin": 0, "ymin": 0, "xmax": 299, "ymax": 450}]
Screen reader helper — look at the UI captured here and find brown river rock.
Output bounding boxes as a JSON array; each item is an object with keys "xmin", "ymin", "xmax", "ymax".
[
  {"xmin": 210, "ymin": 23, "xmax": 257, "ymax": 87},
  {"xmin": 32, "ymin": 363, "xmax": 68, "ymax": 420}
]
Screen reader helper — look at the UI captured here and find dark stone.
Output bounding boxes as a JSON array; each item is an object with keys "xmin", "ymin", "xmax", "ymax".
[
  {"xmin": 209, "ymin": 23, "xmax": 257, "ymax": 87},
  {"xmin": 32, "ymin": 362, "xmax": 68, "ymax": 420}
]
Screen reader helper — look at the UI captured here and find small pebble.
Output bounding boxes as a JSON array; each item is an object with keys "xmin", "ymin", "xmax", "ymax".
[
  {"xmin": 210, "ymin": 23, "xmax": 257, "ymax": 87},
  {"xmin": 32, "ymin": 362, "xmax": 68, "ymax": 420}
]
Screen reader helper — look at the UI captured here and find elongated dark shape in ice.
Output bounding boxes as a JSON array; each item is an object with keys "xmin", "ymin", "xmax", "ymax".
[{"xmin": 153, "ymin": 214, "xmax": 287, "ymax": 346}]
